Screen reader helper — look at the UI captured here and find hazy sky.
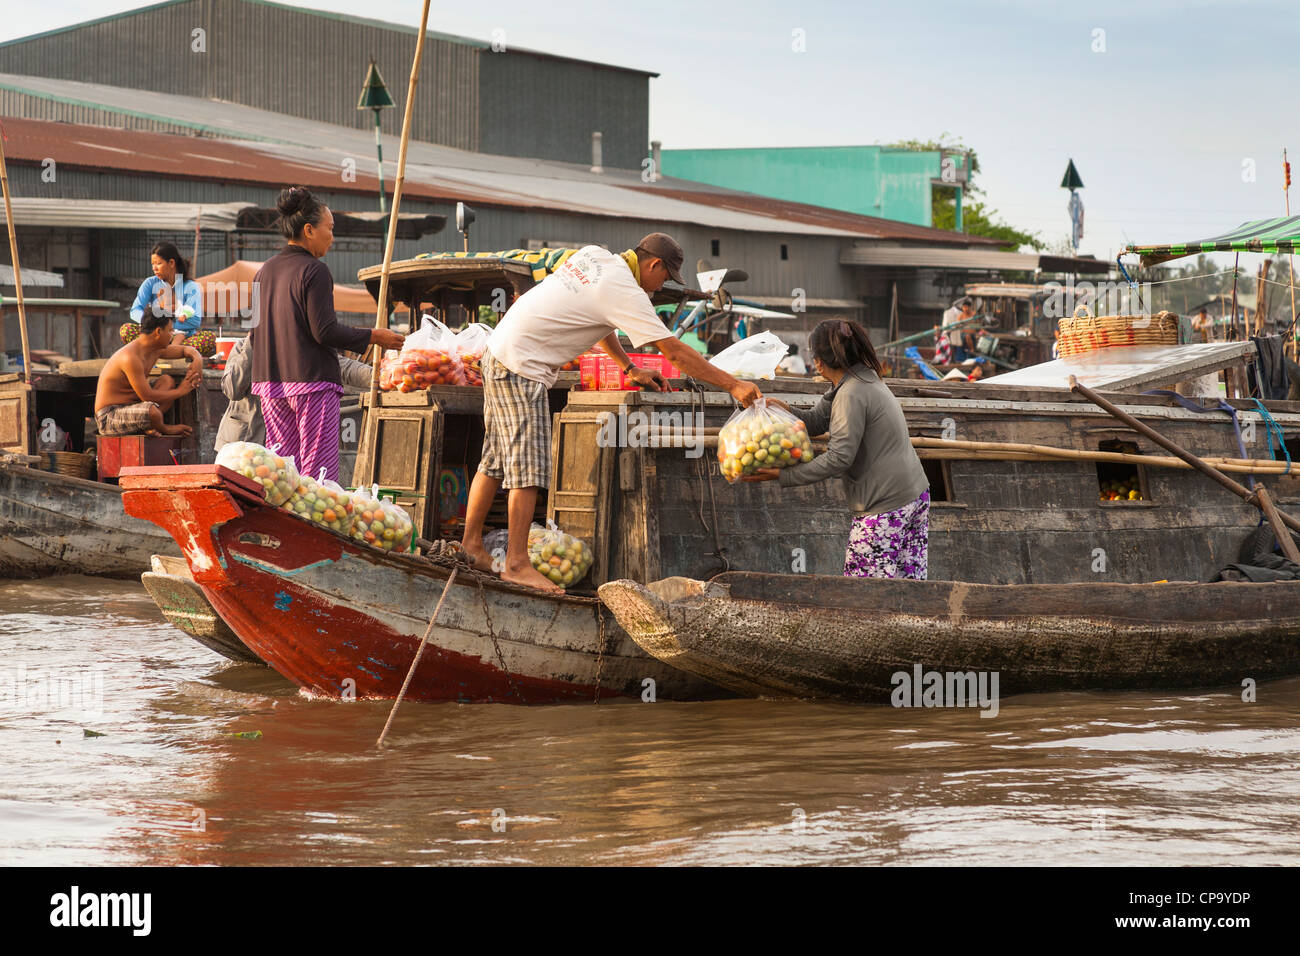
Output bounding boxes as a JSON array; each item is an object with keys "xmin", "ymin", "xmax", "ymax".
[{"xmin": 4, "ymin": 0, "xmax": 1298, "ymax": 259}]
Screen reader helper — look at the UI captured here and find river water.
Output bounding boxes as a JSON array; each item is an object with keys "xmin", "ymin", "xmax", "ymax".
[{"xmin": 2, "ymin": 575, "xmax": 1298, "ymax": 866}]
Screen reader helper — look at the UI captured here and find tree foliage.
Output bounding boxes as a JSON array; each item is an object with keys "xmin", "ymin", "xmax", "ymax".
[{"xmin": 888, "ymin": 135, "xmax": 1043, "ymax": 251}]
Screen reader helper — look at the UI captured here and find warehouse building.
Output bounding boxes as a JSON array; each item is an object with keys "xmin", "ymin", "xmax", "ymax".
[
  {"xmin": 0, "ymin": 1, "xmax": 1105, "ymax": 365},
  {"xmin": 0, "ymin": 0, "xmax": 652, "ymax": 169}
]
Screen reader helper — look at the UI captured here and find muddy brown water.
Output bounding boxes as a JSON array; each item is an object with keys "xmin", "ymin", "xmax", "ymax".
[{"xmin": 2, "ymin": 575, "xmax": 1298, "ymax": 866}]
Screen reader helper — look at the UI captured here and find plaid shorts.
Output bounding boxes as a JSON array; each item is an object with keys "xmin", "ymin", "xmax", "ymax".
[
  {"xmin": 478, "ymin": 349, "xmax": 552, "ymax": 489},
  {"xmin": 95, "ymin": 401, "xmax": 160, "ymax": 436}
]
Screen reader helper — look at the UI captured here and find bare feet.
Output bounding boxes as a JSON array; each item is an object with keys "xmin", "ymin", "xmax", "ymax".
[
  {"xmin": 502, "ymin": 562, "xmax": 564, "ymax": 594},
  {"xmin": 159, "ymin": 423, "xmax": 193, "ymax": 437},
  {"xmin": 460, "ymin": 542, "xmax": 496, "ymax": 573}
]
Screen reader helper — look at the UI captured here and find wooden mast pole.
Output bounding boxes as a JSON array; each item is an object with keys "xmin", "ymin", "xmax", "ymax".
[
  {"xmin": 0, "ymin": 125, "xmax": 32, "ymax": 384},
  {"xmin": 360, "ymin": 0, "xmax": 431, "ymax": 475},
  {"xmin": 1285, "ymin": 149, "xmax": 1297, "ymax": 358}
]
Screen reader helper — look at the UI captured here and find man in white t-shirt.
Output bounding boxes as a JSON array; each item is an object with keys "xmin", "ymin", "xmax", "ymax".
[{"xmin": 463, "ymin": 233, "xmax": 762, "ymax": 592}]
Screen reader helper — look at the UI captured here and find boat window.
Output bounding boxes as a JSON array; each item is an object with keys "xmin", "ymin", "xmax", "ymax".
[
  {"xmin": 711, "ymin": 239, "xmax": 720, "ymax": 257},
  {"xmin": 921, "ymin": 458, "xmax": 952, "ymax": 502},
  {"xmin": 1096, "ymin": 439, "xmax": 1148, "ymax": 503},
  {"xmin": 780, "ymin": 244, "xmax": 789, "ymax": 261}
]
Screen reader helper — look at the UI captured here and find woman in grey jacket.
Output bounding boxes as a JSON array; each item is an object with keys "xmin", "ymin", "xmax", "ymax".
[{"xmin": 744, "ymin": 319, "xmax": 930, "ymax": 579}]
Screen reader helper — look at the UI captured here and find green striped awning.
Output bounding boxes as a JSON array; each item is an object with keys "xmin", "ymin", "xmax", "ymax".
[{"xmin": 1126, "ymin": 216, "xmax": 1300, "ymax": 267}]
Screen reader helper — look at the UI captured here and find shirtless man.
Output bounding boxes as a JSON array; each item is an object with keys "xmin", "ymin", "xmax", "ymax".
[{"xmin": 94, "ymin": 309, "xmax": 201, "ymax": 437}]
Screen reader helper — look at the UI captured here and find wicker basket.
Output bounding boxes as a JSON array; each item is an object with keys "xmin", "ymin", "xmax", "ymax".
[
  {"xmin": 1057, "ymin": 311, "xmax": 1179, "ymax": 357},
  {"xmin": 41, "ymin": 450, "xmax": 96, "ymax": 480}
]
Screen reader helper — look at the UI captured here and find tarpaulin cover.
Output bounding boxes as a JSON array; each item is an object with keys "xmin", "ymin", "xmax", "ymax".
[{"xmin": 1127, "ymin": 216, "xmax": 1300, "ymax": 267}]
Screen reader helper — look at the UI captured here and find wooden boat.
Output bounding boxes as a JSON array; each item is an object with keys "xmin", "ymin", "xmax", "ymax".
[
  {"xmin": 559, "ymin": 364, "xmax": 1300, "ymax": 587},
  {"xmin": 141, "ymin": 553, "xmax": 262, "ymax": 664},
  {"xmin": 0, "ymin": 354, "xmax": 203, "ymax": 579},
  {"xmin": 118, "ymin": 252, "xmax": 1300, "ymax": 703},
  {"xmin": 597, "ymin": 572, "xmax": 1300, "ymax": 701},
  {"xmin": 119, "ymin": 464, "xmax": 726, "ymax": 703},
  {"xmin": 0, "ymin": 456, "xmax": 180, "ymax": 578}
]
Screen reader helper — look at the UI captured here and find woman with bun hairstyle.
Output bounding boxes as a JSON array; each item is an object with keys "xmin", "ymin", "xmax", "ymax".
[
  {"xmin": 126, "ymin": 241, "xmax": 204, "ymax": 348},
  {"xmin": 248, "ymin": 186, "xmax": 404, "ymax": 482},
  {"xmin": 744, "ymin": 318, "xmax": 930, "ymax": 579}
]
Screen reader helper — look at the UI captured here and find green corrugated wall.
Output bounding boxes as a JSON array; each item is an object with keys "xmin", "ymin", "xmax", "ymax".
[{"xmin": 660, "ymin": 146, "xmax": 938, "ymax": 226}]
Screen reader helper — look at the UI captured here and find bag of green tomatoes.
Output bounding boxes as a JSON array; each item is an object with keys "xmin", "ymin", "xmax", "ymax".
[
  {"xmin": 348, "ymin": 484, "xmax": 414, "ymax": 552},
  {"xmin": 716, "ymin": 399, "xmax": 814, "ymax": 483},
  {"xmin": 526, "ymin": 521, "xmax": 593, "ymax": 589},
  {"xmin": 216, "ymin": 441, "xmax": 300, "ymax": 506},
  {"xmin": 282, "ymin": 468, "xmax": 356, "ymax": 536}
]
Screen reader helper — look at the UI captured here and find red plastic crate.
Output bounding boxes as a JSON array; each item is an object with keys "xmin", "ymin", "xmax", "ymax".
[
  {"xmin": 597, "ymin": 353, "xmax": 679, "ymax": 390},
  {"xmin": 577, "ymin": 353, "xmax": 602, "ymax": 391}
]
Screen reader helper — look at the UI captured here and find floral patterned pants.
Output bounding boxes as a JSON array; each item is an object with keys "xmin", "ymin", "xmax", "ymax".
[{"xmin": 843, "ymin": 489, "xmax": 930, "ymax": 580}]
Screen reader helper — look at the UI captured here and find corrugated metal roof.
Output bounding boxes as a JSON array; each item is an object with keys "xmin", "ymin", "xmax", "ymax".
[
  {"xmin": 0, "ymin": 197, "xmax": 251, "ymax": 231},
  {"xmin": 841, "ymin": 245, "xmax": 1041, "ymax": 270},
  {"xmin": 741, "ymin": 294, "xmax": 863, "ymax": 309},
  {"xmin": 0, "ymin": 116, "xmax": 376, "ymax": 194},
  {"xmin": 0, "ymin": 263, "xmax": 63, "ymax": 287},
  {"xmin": 0, "ymin": 74, "xmax": 1005, "ymax": 245}
]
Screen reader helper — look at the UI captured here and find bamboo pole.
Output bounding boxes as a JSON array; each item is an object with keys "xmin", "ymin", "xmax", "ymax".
[
  {"xmin": 0, "ymin": 126, "xmax": 32, "ymax": 384},
  {"xmin": 910, "ymin": 436, "xmax": 1292, "ymax": 474},
  {"xmin": 359, "ymin": 0, "xmax": 431, "ymax": 474},
  {"xmin": 1229, "ymin": 252, "xmax": 1241, "ymax": 344},
  {"xmin": 1255, "ymin": 486, "xmax": 1300, "ymax": 562},
  {"xmin": 1255, "ymin": 258, "xmax": 1271, "ymax": 337},
  {"xmin": 912, "ymin": 448, "xmax": 1288, "ymax": 475},
  {"xmin": 1285, "ymin": 149, "xmax": 1297, "ymax": 358},
  {"xmin": 645, "ymin": 430, "xmax": 1292, "ymax": 475},
  {"xmin": 1071, "ymin": 375, "xmax": 1300, "ymax": 542},
  {"xmin": 376, "ymin": 565, "xmax": 457, "ymax": 748},
  {"xmin": 881, "ymin": 316, "xmax": 982, "ymax": 351}
]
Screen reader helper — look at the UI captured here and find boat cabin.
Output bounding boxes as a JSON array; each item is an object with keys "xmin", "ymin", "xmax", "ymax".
[{"xmin": 346, "ymin": 257, "xmax": 1300, "ymax": 590}]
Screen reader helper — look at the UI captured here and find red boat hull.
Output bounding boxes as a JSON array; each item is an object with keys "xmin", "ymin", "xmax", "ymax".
[{"xmin": 121, "ymin": 466, "xmax": 722, "ymax": 704}]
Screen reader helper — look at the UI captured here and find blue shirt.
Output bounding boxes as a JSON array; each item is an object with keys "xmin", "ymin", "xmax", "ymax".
[{"xmin": 130, "ymin": 276, "xmax": 203, "ymax": 332}]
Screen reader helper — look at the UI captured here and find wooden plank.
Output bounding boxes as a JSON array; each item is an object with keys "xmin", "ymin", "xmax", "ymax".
[
  {"xmin": 641, "ymin": 448, "xmax": 661, "ymax": 584},
  {"xmin": 595, "ymin": 439, "xmax": 615, "ymax": 584},
  {"xmin": 0, "ymin": 384, "xmax": 32, "ymax": 454},
  {"xmin": 547, "ymin": 413, "xmax": 609, "ymax": 575},
  {"xmin": 420, "ymin": 406, "xmax": 443, "ymax": 541}
]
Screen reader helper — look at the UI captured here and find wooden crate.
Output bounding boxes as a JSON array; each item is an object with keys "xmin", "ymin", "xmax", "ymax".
[
  {"xmin": 0, "ymin": 380, "xmax": 33, "ymax": 455},
  {"xmin": 97, "ymin": 435, "xmax": 185, "ymax": 479},
  {"xmin": 352, "ymin": 391, "xmax": 443, "ymax": 541},
  {"xmin": 548, "ymin": 410, "xmax": 615, "ymax": 585}
]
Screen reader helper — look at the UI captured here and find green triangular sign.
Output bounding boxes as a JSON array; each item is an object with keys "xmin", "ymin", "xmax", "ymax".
[
  {"xmin": 357, "ymin": 61, "xmax": 395, "ymax": 110},
  {"xmin": 1060, "ymin": 159, "xmax": 1084, "ymax": 190}
]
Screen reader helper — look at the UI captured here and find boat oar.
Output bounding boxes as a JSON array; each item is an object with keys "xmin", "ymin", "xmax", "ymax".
[
  {"xmin": 376, "ymin": 565, "xmax": 457, "ymax": 748},
  {"xmin": 1069, "ymin": 375, "xmax": 1300, "ymax": 562}
]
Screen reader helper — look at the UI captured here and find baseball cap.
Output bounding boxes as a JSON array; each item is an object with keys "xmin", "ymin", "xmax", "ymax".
[{"xmin": 635, "ymin": 232, "xmax": 685, "ymax": 285}]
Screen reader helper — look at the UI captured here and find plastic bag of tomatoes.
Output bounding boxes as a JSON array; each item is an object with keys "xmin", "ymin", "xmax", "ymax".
[
  {"xmin": 379, "ymin": 316, "xmax": 466, "ymax": 391},
  {"xmin": 348, "ymin": 484, "xmax": 414, "ymax": 552},
  {"xmin": 451, "ymin": 323, "xmax": 491, "ymax": 388},
  {"xmin": 716, "ymin": 399, "xmax": 814, "ymax": 483},
  {"xmin": 216, "ymin": 441, "xmax": 300, "ymax": 506},
  {"xmin": 282, "ymin": 468, "xmax": 356, "ymax": 536},
  {"xmin": 526, "ymin": 520, "xmax": 593, "ymax": 589}
]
